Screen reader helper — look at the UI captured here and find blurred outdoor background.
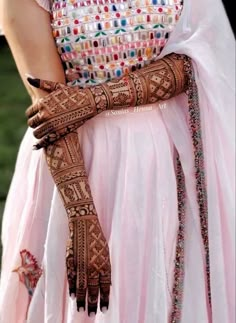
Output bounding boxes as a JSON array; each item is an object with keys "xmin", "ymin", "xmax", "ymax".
[{"xmin": 0, "ymin": 36, "xmax": 30, "ymax": 228}]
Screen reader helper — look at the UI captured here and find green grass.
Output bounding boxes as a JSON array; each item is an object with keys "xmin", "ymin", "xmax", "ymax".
[{"xmin": 0, "ymin": 38, "xmax": 30, "ymax": 224}]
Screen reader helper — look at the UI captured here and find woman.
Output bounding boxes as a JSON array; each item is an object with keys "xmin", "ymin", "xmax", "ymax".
[{"xmin": 0, "ymin": 0, "xmax": 235, "ymax": 322}]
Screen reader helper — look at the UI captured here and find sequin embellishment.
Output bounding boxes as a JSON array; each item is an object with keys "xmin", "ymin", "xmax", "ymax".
[
  {"xmin": 170, "ymin": 155, "xmax": 186, "ymax": 322},
  {"xmin": 51, "ymin": 0, "xmax": 183, "ymax": 87},
  {"xmin": 184, "ymin": 57, "xmax": 212, "ymax": 309},
  {"xmin": 169, "ymin": 55, "xmax": 212, "ymax": 322}
]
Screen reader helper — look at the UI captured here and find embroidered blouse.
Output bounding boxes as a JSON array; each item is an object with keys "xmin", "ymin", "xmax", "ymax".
[{"xmin": 37, "ymin": 0, "xmax": 183, "ymax": 87}]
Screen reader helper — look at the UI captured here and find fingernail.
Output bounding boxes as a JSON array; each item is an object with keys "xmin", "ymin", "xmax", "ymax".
[
  {"xmin": 71, "ymin": 293, "xmax": 75, "ymax": 300},
  {"xmin": 79, "ymin": 307, "xmax": 85, "ymax": 312},
  {"xmin": 27, "ymin": 77, "xmax": 40, "ymax": 88},
  {"xmin": 102, "ymin": 307, "xmax": 108, "ymax": 313},
  {"xmin": 89, "ymin": 312, "xmax": 96, "ymax": 317}
]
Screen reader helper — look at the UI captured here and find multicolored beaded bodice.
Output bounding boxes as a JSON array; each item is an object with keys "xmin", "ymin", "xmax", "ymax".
[{"xmin": 51, "ymin": 0, "xmax": 183, "ymax": 87}]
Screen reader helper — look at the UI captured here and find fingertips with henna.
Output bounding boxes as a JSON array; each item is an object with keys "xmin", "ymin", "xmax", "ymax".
[
  {"xmin": 87, "ymin": 277, "xmax": 99, "ymax": 316},
  {"xmin": 25, "ymin": 104, "xmax": 39, "ymax": 118},
  {"xmin": 32, "ymin": 133, "xmax": 58, "ymax": 150},
  {"xmin": 76, "ymin": 287, "xmax": 87, "ymax": 313},
  {"xmin": 27, "ymin": 77, "xmax": 61, "ymax": 92},
  {"xmin": 27, "ymin": 77, "xmax": 40, "ymax": 88},
  {"xmin": 28, "ymin": 114, "xmax": 41, "ymax": 129},
  {"xmin": 33, "ymin": 143, "xmax": 42, "ymax": 150},
  {"xmin": 99, "ymin": 278, "xmax": 111, "ymax": 312},
  {"xmin": 77, "ymin": 299, "xmax": 86, "ymax": 313},
  {"xmin": 100, "ymin": 298, "xmax": 109, "ymax": 313}
]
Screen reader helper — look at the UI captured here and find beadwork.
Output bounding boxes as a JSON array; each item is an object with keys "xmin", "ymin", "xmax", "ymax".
[{"xmin": 51, "ymin": 0, "xmax": 183, "ymax": 86}]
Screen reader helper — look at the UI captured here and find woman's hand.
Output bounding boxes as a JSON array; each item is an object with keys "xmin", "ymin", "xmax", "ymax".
[
  {"xmin": 66, "ymin": 214, "xmax": 111, "ymax": 315},
  {"xmin": 1, "ymin": 0, "xmax": 111, "ymax": 315},
  {"xmin": 26, "ymin": 78, "xmax": 97, "ymax": 149},
  {"xmin": 26, "ymin": 53, "xmax": 188, "ymax": 149},
  {"xmin": 45, "ymin": 133, "xmax": 112, "ymax": 316}
]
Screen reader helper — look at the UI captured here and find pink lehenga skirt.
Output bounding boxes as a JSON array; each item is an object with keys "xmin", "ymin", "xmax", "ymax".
[{"xmin": 0, "ymin": 97, "xmax": 217, "ymax": 323}]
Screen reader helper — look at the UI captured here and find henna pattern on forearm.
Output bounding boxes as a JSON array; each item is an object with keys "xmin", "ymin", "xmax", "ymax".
[
  {"xmin": 25, "ymin": 54, "xmax": 187, "ymax": 314},
  {"xmin": 44, "ymin": 133, "xmax": 111, "ymax": 315},
  {"xmin": 25, "ymin": 53, "xmax": 188, "ymax": 314},
  {"xmin": 26, "ymin": 53, "xmax": 188, "ymax": 149},
  {"xmin": 91, "ymin": 53, "xmax": 187, "ymax": 111},
  {"xmin": 26, "ymin": 54, "xmax": 212, "ymax": 321}
]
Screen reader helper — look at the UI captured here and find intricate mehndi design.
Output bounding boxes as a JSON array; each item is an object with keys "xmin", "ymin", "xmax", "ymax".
[
  {"xmin": 26, "ymin": 53, "xmax": 194, "ymax": 318},
  {"xmin": 44, "ymin": 133, "xmax": 111, "ymax": 315},
  {"xmin": 26, "ymin": 53, "xmax": 187, "ymax": 148}
]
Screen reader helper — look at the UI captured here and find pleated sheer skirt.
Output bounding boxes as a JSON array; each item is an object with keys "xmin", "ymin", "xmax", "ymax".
[{"xmin": 0, "ymin": 104, "xmax": 210, "ymax": 323}]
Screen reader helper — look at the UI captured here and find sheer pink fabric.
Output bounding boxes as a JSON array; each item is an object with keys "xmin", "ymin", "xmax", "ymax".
[
  {"xmin": 35, "ymin": 0, "xmax": 51, "ymax": 12},
  {"xmin": 0, "ymin": 0, "xmax": 235, "ymax": 322}
]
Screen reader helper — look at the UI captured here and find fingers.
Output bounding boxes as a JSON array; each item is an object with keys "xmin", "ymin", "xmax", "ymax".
[
  {"xmin": 66, "ymin": 247, "xmax": 77, "ymax": 297},
  {"xmin": 87, "ymin": 272, "xmax": 99, "ymax": 316},
  {"xmin": 76, "ymin": 271, "xmax": 87, "ymax": 312},
  {"xmin": 67, "ymin": 271, "xmax": 77, "ymax": 297},
  {"xmin": 100, "ymin": 273, "xmax": 111, "ymax": 312},
  {"xmin": 75, "ymin": 273, "xmax": 110, "ymax": 316},
  {"xmin": 25, "ymin": 103, "xmax": 40, "ymax": 118},
  {"xmin": 28, "ymin": 113, "xmax": 44, "ymax": 129},
  {"xmin": 32, "ymin": 125, "xmax": 82, "ymax": 149},
  {"xmin": 33, "ymin": 121, "xmax": 55, "ymax": 140},
  {"xmin": 76, "ymin": 288, "xmax": 87, "ymax": 312},
  {"xmin": 27, "ymin": 77, "xmax": 65, "ymax": 93},
  {"xmin": 33, "ymin": 133, "xmax": 58, "ymax": 150},
  {"xmin": 32, "ymin": 121, "xmax": 85, "ymax": 149}
]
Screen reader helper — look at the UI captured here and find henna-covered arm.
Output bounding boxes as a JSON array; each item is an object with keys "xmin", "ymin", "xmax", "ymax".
[
  {"xmin": 1, "ymin": 0, "xmax": 111, "ymax": 315},
  {"xmin": 26, "ymin": 53, "xmax": 188, "ymax": 148},
  {"xmin": 90, "ymin": 53, "xmax": 186, "ymax": 110}
]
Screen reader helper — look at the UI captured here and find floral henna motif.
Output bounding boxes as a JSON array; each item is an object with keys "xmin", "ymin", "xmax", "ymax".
[{"xmin": 44, "ymin": 133, "xmax": 111, "ymax": 315}]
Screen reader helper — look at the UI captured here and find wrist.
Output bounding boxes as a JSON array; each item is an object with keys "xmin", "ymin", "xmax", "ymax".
[
  {"xmin": 89, "ymin": 85, "xmax": 109, "ymax": 114},
  {"xmin": 89, "ymin": 75, "xmax": 139, "ymax": 112}
]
